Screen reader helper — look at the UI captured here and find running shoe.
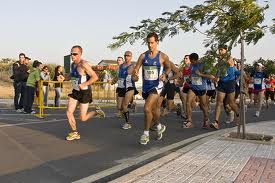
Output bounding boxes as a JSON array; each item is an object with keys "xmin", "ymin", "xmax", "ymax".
[
  {"xmin": 139, "ymin": 134, "xmax": 149, "ymax": 145},
  {"xmin": 96, "ymin": 108, "xmax": 105, "ymax": 118},
  {"xmin": 210, "ymin": 120, "xmax": 219, "ymax": 130},
  {"xmin": 122, "ymin": 123, "xmax": 132, "ymax": 130},
  {"xmin": 66, "ymin": 132, "xmax": 80, "ymax": 141},
  {"xmin": 202, "ymin": 120, "xmax": 209, "ymax": 129},
  {"xmin": 156, "ymin": 124, "xmax": 166, "ymax": 140},
  {"xmin": 16, "ymin": 109, "xmax": 23, "ymax": 113},
  {"xmin": 254, "ymin": 111, "xmax": 260, "ymax": 117},
  {"xmin": 225, "ymin": 111, "xmax": 234, "ymax": 124},
  {"xmin": 150, "ymin": 123, "xmax": 158, "ymax": 131}
]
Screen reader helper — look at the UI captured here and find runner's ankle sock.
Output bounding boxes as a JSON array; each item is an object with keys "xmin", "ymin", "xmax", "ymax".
[
  {"xmin": 123, "ymin": 111, "xmax": 129, "ymax": 123},
  {"xmin": 143, "ymin": 131, "xmax": 149, "ymax": 136}
]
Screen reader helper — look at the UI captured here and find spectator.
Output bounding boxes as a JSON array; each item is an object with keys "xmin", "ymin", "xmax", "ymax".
[
  {"xmin": 103, "ymin": 70, "xmax": 112, "ymax": 90},
  {"xmin": 12, "ymin": 53, "xmax": 29, "ymax": 112},
  {"xmin": 23, "ymin": 60, "xmax": 43, "ymax": 114},
  {"xmin": 53, "ymin": 65, "xmax": 65, "ymax": 107},
  {"xmin": 40, "ymin": 66, "xmax": 51, "ymax": 106}
]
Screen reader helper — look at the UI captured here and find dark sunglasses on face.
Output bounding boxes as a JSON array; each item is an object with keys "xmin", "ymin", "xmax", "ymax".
[
  {"xmin": 124, "ymin": 55, "xmax": 131, "ymax": 57},
  {"xmin": 71, "ymin": 53, "xmax": 78, "ymax": 56}
]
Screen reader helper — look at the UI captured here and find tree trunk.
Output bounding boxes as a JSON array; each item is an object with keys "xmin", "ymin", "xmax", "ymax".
[{"xmin": 240, "ymin": 31, "xmax": 246, "ymax": 139}]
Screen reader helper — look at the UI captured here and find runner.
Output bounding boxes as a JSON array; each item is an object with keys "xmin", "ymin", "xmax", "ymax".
[
  {"xmin": 132, "ymin": 32, "xmax": 170, "ymax": 145},
  {"xmin": 114, "ymin": 57, "xmax": 124, "ymax": 118},
  {"xmin": 264, "ymin": 75, "xmax": 275, "ymax": 107},
  {"xmin": 116, "ymin": 51, "xmax": 138, "ymax": 130},
  {"xmin": 182, "ymin": 53, "xmax": 215, "ymax": 129},
  {"xmin": 210, "ymin": 45, "xmax": 240, "ymax": 130},
  {"xmin": 179, "ymin": 55, "xmax": 193, "ymax": 119},
  {"xmin": 66, "ymin": 45, "xmax": 105, "ymax": 141},
  {"xmin": 160, "ymin": 61, "xmax": 180, "ymax": 116},
  {"xmin": 247, "ymin": 74, "xmax": 254, "ymax": 107},
  {"xmin": 251, "ymin": 62, "xmax": 268, "ymax": 117}
]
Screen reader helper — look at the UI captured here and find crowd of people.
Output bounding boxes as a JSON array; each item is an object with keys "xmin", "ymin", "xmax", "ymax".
[
  {"xmin": 11, "ymin": 53, "xmax": 66, "ymax": 113},
  {"xmin": 11, "ymin": 32, "xmax": 275, "ymax": 144}
]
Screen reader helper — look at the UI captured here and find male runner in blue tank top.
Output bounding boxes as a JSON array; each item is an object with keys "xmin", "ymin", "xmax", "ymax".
[
  {"xmin": 116, "ymin": 51, "xmax": 138, "ymax": 130},
  {"xmin": 183, "ymin": 53, "xmax": 215, "ymax": 129},
  {"xmin": 210, "ymin": 45, "xmax": 240, "ymax": 130},
  {"xmin": 66, "ymin": 45, "xmax": 105, "ymax": 141},
  {"xmin": 132, "ymin": 32, "xmax": 171, "ymax": 145}
]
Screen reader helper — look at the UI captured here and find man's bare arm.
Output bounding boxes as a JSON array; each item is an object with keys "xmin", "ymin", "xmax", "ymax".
[{"xmin": 133, "ymin": 54, "xmax": 144, "ymax": 76}]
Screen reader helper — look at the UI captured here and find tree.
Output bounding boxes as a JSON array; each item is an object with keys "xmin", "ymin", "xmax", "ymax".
[{"xmin": 109, "ymin": 0, "xmax": 273, "ymax": 139}]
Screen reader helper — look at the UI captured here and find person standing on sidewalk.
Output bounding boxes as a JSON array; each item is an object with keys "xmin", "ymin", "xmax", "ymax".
[
  {"xmin": 23, "ymin": 60, "xmax": 43, "ymax": 114},
  {"xmin": 116, "ymin": 51, "xmax": 138, "ymax": 130},
  {"xmin": 66, "ymin": 45, "xmax": 105, "ymax": 141},
  {"xmin": 265, "ymin": 75, "xmax": 275, "ymax": 105},
  {"xmin": 210, "ymin": 45, "xmax": 240, "ymax": 130},
  {"xmin": 132, "ymin": 32, "xmax": 170, "ymax": 145},
  {"xmin": 53, "ymin": 65, "xmax": 65, "ymax": 107},
  {"xmin": 251, "ymin": 63, "xmax": 268, "ymax": 117}
]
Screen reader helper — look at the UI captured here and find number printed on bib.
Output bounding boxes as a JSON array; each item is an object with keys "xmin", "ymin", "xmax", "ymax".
[
  {"xmin": 117, "ymin": 78, "xmax": 125, "ymax": 88},
  {"xmin": 192, "ymin": 76, "xmax": 202, "ymax": 85},
  {"xmin": 254, "ymin": 78, "xmax": 262, "ymax": 85},
  {"xmin": 144, "ymin": 66, "xmax": 158, "ymax": 81},
  {"xmin": 71, "ymin": 77, "xmax": 80, "ymax": 91},
  {"xmin": 249, "ymin": 84, "xmax": 254, "ymax": 88}
]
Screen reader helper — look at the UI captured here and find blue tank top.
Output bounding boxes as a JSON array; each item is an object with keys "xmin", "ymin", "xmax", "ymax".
[
  {"xmin": 219, "ymin": 66, "xmax": 240, "ymax": 82},
  {"xmin": 117, "ymin": 64, "xmax": 135, "ymax": 89},
  {"xmin": 142, "ymin": 51, "xmax": 163, "ymax": 93},
  {"xmin": 71, "ymin": 63, "xmax": 90, "ymax": 90},
  {"xmin": 253, "ymin": 72, "xmax": 266, "ymax": 90},
  {"xmin": 190, "ymin": 63, "xmax": 207, "ymax": 91}
]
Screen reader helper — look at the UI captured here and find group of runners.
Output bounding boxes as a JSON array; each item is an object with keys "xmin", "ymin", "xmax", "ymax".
[{"xmin": 64, "ymin": 32, "xmax": 275, "ymax": 145}]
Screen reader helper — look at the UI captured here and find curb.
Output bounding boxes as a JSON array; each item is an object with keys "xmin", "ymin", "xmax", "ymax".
[{"xmin": 72, "ymin": 127, "xmax": 234, "ymax": 183}]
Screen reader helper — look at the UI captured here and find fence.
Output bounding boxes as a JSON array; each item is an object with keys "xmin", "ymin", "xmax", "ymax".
[{"xmin": 36, "ymin": 80, "xmax": 116, "ymax": 118}]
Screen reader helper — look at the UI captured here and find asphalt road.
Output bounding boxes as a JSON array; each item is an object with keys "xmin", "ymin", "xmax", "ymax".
[{"xmin": 0, "ymin": 103, "xmax": 274, "ymax": 183}]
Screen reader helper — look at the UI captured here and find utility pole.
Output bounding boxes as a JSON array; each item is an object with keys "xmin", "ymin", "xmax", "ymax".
[{"xmin": 240, "ymin": 31, "xmax": 246, "ymax": 139}]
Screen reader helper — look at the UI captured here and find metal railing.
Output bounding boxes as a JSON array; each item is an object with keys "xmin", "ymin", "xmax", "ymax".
[{"xmin": 36, "ymin": 80, "xmax": 116, "ymax": 118}]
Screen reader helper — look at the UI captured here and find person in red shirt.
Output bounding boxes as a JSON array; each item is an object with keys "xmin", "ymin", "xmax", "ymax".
[
  {"xmin": 265, "ymin": 74, "xmax": 275, "ymax": 106},
  {"xmin": 178, "ymin": 55, "xmax": 192, "ymax": 119}
]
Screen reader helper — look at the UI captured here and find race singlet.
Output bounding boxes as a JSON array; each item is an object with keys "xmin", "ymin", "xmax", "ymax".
[
  {"xmin": 144, "ymin": 66, "xmax": 158, "ymax": 81},
  {"xmin": 71, "ymin": 77, "xmax": 80, "ymax": 91},
  {"xmin": 192, "ymin": 76, "xmax": 202, "ymax": 85},
  {"xmin": 117, "ymin": 78, "xmax": 125, "ymax": 88},
  {"xmin": 254, "ymin": 78, "xmax": 262, "ymax": 85}
]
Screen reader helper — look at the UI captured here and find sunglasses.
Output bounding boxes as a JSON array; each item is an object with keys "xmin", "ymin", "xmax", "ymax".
[
  {"xmin": 124, "ymin": 55, "xmax": 132, "ymax": 57},
  {"xmin": 71, "ymin": 53, "xmax": 78, "ymax": 56}
]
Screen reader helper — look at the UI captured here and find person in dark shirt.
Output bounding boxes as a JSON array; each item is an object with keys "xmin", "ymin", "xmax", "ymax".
[{"xmin": 12, "ymin": 53, "xmax": 30, "ymax": 112}]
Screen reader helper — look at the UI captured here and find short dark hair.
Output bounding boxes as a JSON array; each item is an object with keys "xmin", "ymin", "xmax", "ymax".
[
  {"xmin": 218, "ymin": 44, "xmax": 228, "ymax": 50},
  {"xmin": 184, "ymin": 55, "xmax": 189, "ymax": 58},
  {"xmin": 147, "ymin": 32, "xmax": 159, "ymax": 42},
  {"xmin": 25, "ymin": 57, "xmax": 31, "ymax": 60},
  {"xmin": 71, "ymin": 45, "xmax": 83, "ymax": 53},
  {"xmin": 32, "ymin": 60, "xmax": 42, "ymax": 68},
  {"xmin": 19, "ymin": 53, "xmax": 25, "ymax": 57},
  {"xmin": 189, "ymin": 53, "xmax": 199, "ymax": 61},
  {"xmin": 117, "ymin": 56, "xmax": 123, "ymax": 61}
]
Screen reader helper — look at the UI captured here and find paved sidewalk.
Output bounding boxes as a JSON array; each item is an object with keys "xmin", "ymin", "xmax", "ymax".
[{"xmin": 111, "ymin": 121, "xmax": 275, "ymax": 183}]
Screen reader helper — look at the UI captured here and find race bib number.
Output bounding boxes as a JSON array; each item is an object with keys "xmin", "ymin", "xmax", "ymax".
[
  {"xmin": 248, "ymin": 84, "xmax": 254, "ymax": 88},
  {"xmin": 144, "ymin": 66, "xmax": 158, "ymax": 81},
  {"xmin": 71, "ymin": 77, "xmax": 80, "ymax": 91},
  {"xmin": 183, "ymin": 76, "xmax": 189, "ymax": 82},
  {"xmin": 192, "ymin": 76, "xmax": 202, "ymax": 85},
  {"xmin": 266, "ymin": 84, "xmax": 271, "ymax": 88},
  {"xmin": 117, "ymin": 78, "xmax": 125, "ymax": 88},
  {"xmin": 254, "ymin": 78, "xmax": 262, "ymax": 85}
]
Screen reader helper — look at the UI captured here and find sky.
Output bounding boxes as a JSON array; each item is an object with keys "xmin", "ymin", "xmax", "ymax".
[{"xmin": 0, "ymin": 0, "xmax": 275, "ymax": 65}]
